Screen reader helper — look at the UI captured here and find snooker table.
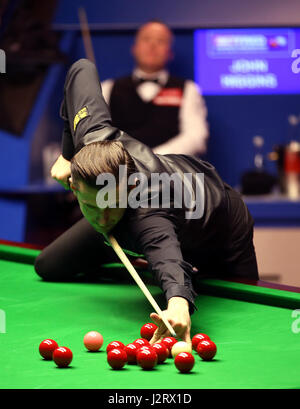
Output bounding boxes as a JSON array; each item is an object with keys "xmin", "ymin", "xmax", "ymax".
[{"xmin": 1, "ymin": 240, "xmax": 300, "ymax": 390}]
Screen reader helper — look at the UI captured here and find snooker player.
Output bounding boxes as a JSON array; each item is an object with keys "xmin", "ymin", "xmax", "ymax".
[{"xmin": 34, "ymin": 59, "xmax": 259, "ymax": 345}]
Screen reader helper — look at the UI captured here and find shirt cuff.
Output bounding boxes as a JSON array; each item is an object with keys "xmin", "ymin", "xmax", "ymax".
[{"xmin": 165, "ymin": 284, "xmax": 198, "ymax": 315}]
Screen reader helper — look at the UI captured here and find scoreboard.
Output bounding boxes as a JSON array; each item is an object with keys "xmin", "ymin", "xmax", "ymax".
[{"xmin": 194, "ymin": 28, "xmax": 300, "ymax": 95}]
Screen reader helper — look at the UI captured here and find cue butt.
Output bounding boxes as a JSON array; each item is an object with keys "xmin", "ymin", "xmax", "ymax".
[{"xmin": 78, "ymin": 7, "xmax": 96, "ymax": 64}]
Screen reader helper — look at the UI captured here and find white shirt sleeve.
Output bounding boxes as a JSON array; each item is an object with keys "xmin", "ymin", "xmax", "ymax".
[
  {"xmin": 153, "ymin": 80, "xmax": 209, "ymax": 156},
  {"xmin": 101, "ymin": 79, "xmax": 115, "ymax": 105}
]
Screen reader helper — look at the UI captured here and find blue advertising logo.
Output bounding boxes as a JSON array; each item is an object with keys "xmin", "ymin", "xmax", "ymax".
[{"xmin": 209, "ymin": 32, "xmax": 290, "ymax": 56}]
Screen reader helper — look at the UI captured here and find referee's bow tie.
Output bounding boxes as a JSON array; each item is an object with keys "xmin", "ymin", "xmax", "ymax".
[{"xmin": 135, "ymin": 77, "xmax": 160, "ymax": 85}]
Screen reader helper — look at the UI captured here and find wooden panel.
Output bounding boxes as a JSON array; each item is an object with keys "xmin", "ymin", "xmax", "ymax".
[{"xmin": 254, "ymin": 227, "xmax": 300, "ymax": 286}]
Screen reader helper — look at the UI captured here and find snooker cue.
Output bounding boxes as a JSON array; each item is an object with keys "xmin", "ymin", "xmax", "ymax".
[
  {"xmin": 78, "ymin": 7, "xmax": 96, "ymax": 64},
  {"xmin": 108, "ymin": 234, "xmax": 177, "ymax": 338}
]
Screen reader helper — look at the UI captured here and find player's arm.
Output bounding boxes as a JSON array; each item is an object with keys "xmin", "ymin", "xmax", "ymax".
[
  {"xmin": 50, "ymin": 86, "xmax": 75, "ymax": 189},
  {"xmin": 52, "ymin": 61, "xmax": 119, "ymax": 188},
  {"xmin": 60, "ymin": 59, "xmax": 119, "ymax": 158},
  {"xmin": 129, "ymin": 211, "xmax": 198, "ymax": 342},
  {"xmin": 153, "ymin": 81, "xmax": 209, "ymax": 156}
]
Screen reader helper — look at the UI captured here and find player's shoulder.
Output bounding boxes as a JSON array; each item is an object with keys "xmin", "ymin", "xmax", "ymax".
[{"xmin": 159, "ymin": 153, "xmax": 215, "ymax": 174}]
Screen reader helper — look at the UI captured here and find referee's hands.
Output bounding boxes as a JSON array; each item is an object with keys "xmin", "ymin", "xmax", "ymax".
[
  {"xmin": 51, "ymin": 154, "xmax": 71, "ymax": 190},
  {"xmin": 149, "ymin": 297, "xmax": 192, "ymax": 346}
]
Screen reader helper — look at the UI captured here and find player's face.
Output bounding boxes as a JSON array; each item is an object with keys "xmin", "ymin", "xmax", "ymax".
[
  {"xmin": 132, "ymin": 23, "xmax": 173, "ymax": 73},
  {"xmin": 72, "ymin": 181, "xmax": 126, "ymax": 234}
]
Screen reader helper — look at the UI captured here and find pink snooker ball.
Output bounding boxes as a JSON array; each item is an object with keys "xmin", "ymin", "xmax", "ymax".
[{"xmin": 83, "ymin": 331, "xmax": 104, "ymax": 352}]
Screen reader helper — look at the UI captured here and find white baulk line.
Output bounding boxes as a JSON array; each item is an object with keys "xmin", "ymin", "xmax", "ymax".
[{"xmin": 108, "ymin": 234, "xmax": 177, "ymax": 338}]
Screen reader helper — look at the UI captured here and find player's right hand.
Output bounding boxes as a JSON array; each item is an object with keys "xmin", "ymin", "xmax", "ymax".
[
  {"xmin": 149, "ymin": 297, "xmax": 192, "ymax": 345},
  {"xmin": 51, "ymin": 154, "xmax": 71, "ymax": 190}
]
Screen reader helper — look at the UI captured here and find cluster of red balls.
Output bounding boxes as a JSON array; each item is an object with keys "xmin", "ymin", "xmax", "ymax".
[
  {"xmin": 106, "ymin": 323, "xmax": 217, "ymax": 373},
  {"xmin": 106, "ymin": 323, "xmax": 176, "ymax": 371},
  {"xmin": 38, "ymin": 324, "xmax": 217, "ymax": 373}
]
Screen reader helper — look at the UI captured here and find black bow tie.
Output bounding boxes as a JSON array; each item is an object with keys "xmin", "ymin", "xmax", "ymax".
[{"xmin": 135, "ymin": 77, "xmax": 160, "ymax": 85}]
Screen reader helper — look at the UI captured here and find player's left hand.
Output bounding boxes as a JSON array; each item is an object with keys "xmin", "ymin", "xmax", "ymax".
[
  {"xmin": 149, "ymin": 296, "xmax": 191, "ymax": 345},
  {"xmin": 50, "ymin": 154, "xmax": 71, "ymax": 190}
]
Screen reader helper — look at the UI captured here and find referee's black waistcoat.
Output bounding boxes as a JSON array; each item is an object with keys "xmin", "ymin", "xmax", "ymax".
[{"xmin": 109, "ymin": 75, "xmax": 185, "ymax": 147}]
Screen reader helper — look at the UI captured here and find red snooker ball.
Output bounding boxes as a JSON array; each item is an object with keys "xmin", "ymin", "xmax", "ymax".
[
  {"xmin": 39, "ymin": 339, "xmax": 59, "ymax": 360},
  {"xmin": 140, "ymin": 323, "xmax": 158, "ymax": 341},
  {"xmin": 174, "ymin": 352, "xmax": 195, "ymax": 373},
  {"xmin": 52, "ymin": 347, "xmax": 73, "ymax": 368},
  {"xmin": 106, "ymin": 341, "xmax": 125, "ymax": 354},
  {"xmin": 197, "ymin": 340, "xmax": 217, "ymax": 361},
  {"xmin": 136, "ymin": 345, "xmax": 155, "ymax": 354},
  {"xmin": 192, "ymin": 333, "xmax": 211, "ymax": 350},
  {"xmin": 152, "ymin": 343, "xmax": 169, "ymax": 364},
  {"xmin": 136, "ymin": 348, "xmax": 157, "ymax": 370},
  {"xmin": 107, "ymin": 348, "xmax": 127, "ymax": 370},
  {"xmin": 161, "ymin": 337, "xmax": 177, "ymax": 356},
  {"xmin": 124, "ymin": 343, "xmax": 138, "ymax": 364},
  {"xmin": 133, "ymin": 338, "xmax": 150, "ymax": 349}
]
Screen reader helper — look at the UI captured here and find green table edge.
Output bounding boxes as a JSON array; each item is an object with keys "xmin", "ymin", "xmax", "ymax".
[
  {"xmin": 1, "ymin": 244, "xmax": 300, "ymax": 309},
  {"xmin": 196, "ymin": 279, "xmax": 300, "ymax": 309},
  {"xmin": 0, "ymin": 244, "xmax": 40, "ymax": 264}
]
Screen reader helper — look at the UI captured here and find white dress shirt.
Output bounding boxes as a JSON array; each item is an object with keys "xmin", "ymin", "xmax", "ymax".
[{"xmin": 101, "ymin": 68, "xmax": 209, "ymax": 155}]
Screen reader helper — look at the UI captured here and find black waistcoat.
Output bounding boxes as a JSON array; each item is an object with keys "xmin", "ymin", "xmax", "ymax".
[{"xmin": 109, "ymin": 75, "xmax": 185, "ymax": 148}]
